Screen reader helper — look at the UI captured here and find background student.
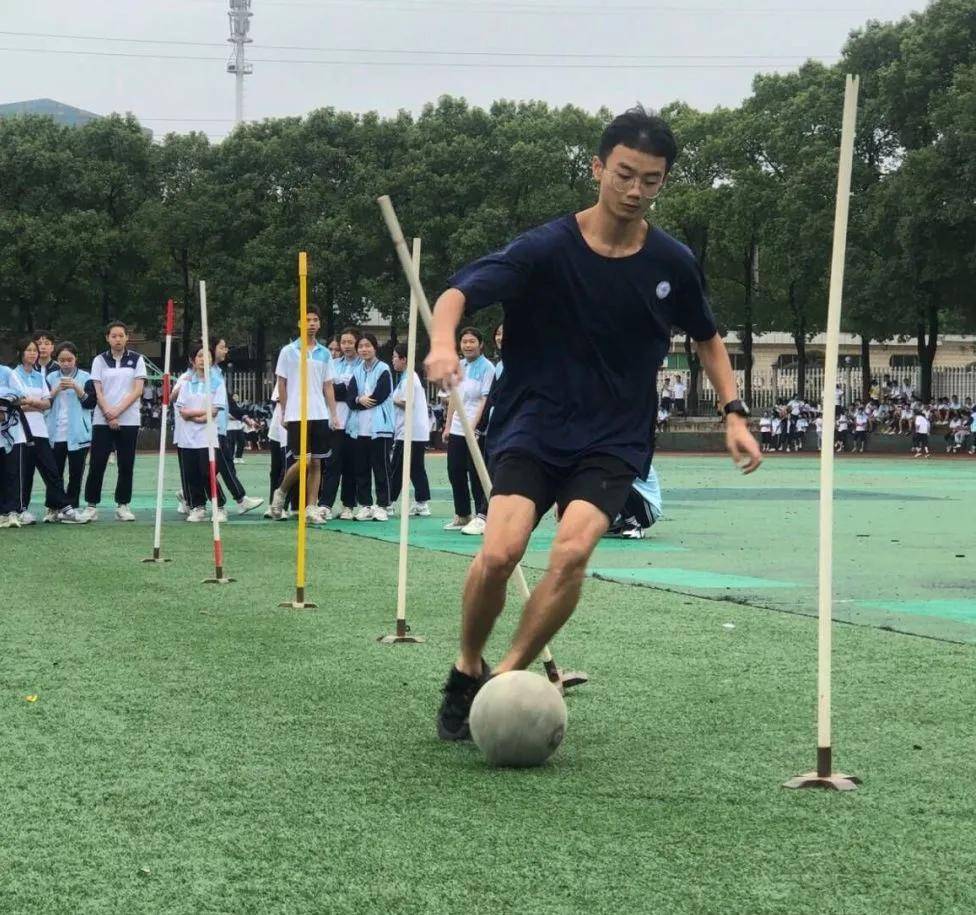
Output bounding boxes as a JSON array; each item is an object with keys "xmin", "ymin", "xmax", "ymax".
[
  {"xmin": 80, "ymin": 321, "xmax": 147, "ymax": 523},
  {"xmin": 175, "ymin": 342, "xmax": 228, "ymax": 522},
  {"xmin": 346, "ymin": 333, "xmax": 395, "ymax": 522},
  {"xmin": 442, "ymin": 327, "xmax": 494, "ymax": 535},
  {"xmin": 389, "ymin": 342, "xmax": 432, "ymax": 517},
  {"xmin": 11, "ymin": 340, "xmax": 85, "ymax": 524},
  {"xmin": 46, "ymin": 341, "xmax": 96, "ymax": 510}
]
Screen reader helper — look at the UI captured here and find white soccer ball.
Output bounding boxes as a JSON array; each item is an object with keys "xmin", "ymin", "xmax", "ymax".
[{"xmin": 469, "ymin": 670, "xmax": 568, "ymax": 767}]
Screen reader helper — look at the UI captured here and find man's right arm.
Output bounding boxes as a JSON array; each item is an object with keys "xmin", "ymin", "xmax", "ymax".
[{"xmin": 425, "ymin": 288, "xmax": 466, "ymax": 385}]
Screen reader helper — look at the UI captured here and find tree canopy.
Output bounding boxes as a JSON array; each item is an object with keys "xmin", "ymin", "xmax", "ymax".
[{"xmin": 1, "ymin": 0, "xmax": 973, "ymax": 399}]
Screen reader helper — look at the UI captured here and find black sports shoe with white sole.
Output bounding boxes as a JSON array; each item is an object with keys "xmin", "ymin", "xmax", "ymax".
[{"xmin": 436, "ymin": 660, "xmax": 492, "ymax": 741}]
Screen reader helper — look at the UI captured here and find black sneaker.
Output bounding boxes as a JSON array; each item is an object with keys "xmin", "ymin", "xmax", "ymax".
[{"xmin": 436, "ymin": 660, "xmax": 492, "ymax": 741}]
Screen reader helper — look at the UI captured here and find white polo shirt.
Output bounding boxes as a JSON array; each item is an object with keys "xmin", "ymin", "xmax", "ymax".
[
  {"xmin": 170, "ymin": 370, "xmax": 192, "ymax": 447},
  {"xmin": 91, "ymin": 349, "xmax": 147, "ymax": 427},
  {"xmin": 915, "ymin": 415, "xmax": 930, "ymax": 435},
  {"xmin": 393, "ymin": 372, "xmax": 431, "ymax": 442},
  {"xmin": 0, "ymin": 368, "xmax": 29, "ymax": 446},
  {"xmin": 275, "ymin": 340, "xmax": 334, "ymax": 424},
  {"xmin": 450, "ymin": 356, "xmax": 494, "ymax": 436},
  {"xmin": 175, "ymin": 373, "xmax": 226, "ymax": 449},
  {"xmin": 331, "ymin": 355, "xmax": 360, "ymax": 429},
  {"xmin": 13, "ymin": 366, "xmax": 51, "ymax": 439}
]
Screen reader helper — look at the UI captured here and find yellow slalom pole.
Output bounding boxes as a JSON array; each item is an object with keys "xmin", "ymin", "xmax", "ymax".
[{"xmin": 280, "ymin": 251, "xmax": 317, "ymax": 609}]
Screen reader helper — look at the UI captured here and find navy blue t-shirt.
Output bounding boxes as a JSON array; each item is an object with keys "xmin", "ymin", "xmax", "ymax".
[{"xmin": 449, "ymin": 214, "xmax": 716, "ymax": 476}]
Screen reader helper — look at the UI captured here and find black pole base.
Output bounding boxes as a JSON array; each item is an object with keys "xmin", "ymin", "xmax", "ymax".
[{"xmin": 784, "ymin": 747, "xmax": 860, "ymax": 790}]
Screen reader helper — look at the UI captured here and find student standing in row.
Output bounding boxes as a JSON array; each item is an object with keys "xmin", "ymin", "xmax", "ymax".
[
  {"xmin": 175, "ymin": 342, "xmax": 227, "ymax": 522},
  {"xmin": 211, "ymin": 337, "xmax": 263, "ymax": 516},
  {"xmin": 45, "ymin": 342, "xmax": 96, "ymax": 510},
  {"xmin": 268, "ymin": 307, "xmax": 340, "ymax": 524},
  {"xmin": 11, "ymin": 340, "xmax": 86, "ymax": 524},
  {"xmin": 0, "ymin": 365, "xmax": 31, "ymax": 528},
  {"xmin": 79, "ymin": 322, "xmax": 147, "ymax": 523},
  {"xmin": 320, "ymin": 327, "xmax": 361, "ymax": 520},
  {"xmin": 262, "ymin": 388, "xmax": 294, "ymax": 519},
  {"xmin": 442, "ymin": 327, "xmax": 494, "ymax": 535},
  {"xmin": 759, "ymin": 412, "xmax": 772, "ymax": 452},
  {"xmin": 33, "ymin": 330, "xmax": 58, "ymax": 377},
  {"xmin": 912, "ymin": 410, "xmax": 931, "ymax": 457},
  {"xmin": 389, "ymin": 342, "xmax": 431, "ymax": 516},
  {"xmin": 346, "ymin": 333, "xmax": 394, "ymax": 521}
]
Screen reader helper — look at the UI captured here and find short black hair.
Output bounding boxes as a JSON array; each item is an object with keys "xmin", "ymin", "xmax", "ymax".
[
  {"xmin": 598, "ymin": 105, "xmax": 678, "ymax": 173},
  {"xmin": 459, "ymin": 326, "xmax": 483, "ymax": 345},
  {"xmin": 105, "ymin": 320, "xmax": 128, "ymax": 335},
  {"xmin": 359, "ymin": 332, "xmax": 379, "ymax": 352},
  {"xmin": 54, "ymin": 341, "xmax": 78, "ymax": 359},
  {"xmin": 394, "ymin": 342, "xmax": 408, "ymax": 360},
  {"xmin": 32, "ymin": 329, "xmax": 55, "ymax": 344},
  {"xmin": 339, "ymin": 326, "xmax": 362, "ymax": 342}
]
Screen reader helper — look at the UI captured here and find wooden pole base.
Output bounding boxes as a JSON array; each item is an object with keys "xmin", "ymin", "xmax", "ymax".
[
  {"xmin": 783, "ymin": 771, "xmax": 860, "ymax": 791},
  {"xmin": 543, "ymin": 658, "xmax": 588, "ymax": 693},
  {"xmin": 559, "ymin": 670, "xmax": 589, "ymax": 690},
  {"xmin": 378, "ymin": 619, "xmax": 424, "ymax": 644},
  {"xmin": 377, "ymin": 633, "xmax": 426, "ymax": 644},
  {"xmin": 279, "ymin": 587, "xmax": 316, "ymax": 609}
]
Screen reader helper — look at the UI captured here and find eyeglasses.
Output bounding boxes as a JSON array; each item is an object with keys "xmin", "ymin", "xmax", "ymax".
[{"xmin": 608, "ymin": 170, "xmax": 663, "ymax": 198}]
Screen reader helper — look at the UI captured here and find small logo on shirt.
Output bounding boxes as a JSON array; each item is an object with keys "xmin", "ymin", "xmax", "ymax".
[{"xmin": 655, "ymin": 281, "xmax": 671, "ymax": 299}]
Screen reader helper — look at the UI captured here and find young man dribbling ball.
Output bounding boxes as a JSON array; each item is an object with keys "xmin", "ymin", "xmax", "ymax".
[{"xmin": 424, "ymin": 106, "xmax": 763, "ymax": 741}]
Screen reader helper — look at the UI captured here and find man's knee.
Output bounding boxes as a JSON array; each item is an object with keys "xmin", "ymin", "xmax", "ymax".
[
  {"xmin": 479, "ymin": 543, "xmax": 523, "ymax": 581},
  {"xmin": 549, "ymin": 538, "xmax": 594, "ymax": 583}
]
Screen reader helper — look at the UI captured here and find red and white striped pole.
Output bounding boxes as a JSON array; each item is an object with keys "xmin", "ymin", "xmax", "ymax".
[
  {"xmin": 143, "ymin": 299, "xmax": 175, "ymax": 563},
  {"xmin": 199, "ymin": 280, "xmax": 234, "ymax": 585}
]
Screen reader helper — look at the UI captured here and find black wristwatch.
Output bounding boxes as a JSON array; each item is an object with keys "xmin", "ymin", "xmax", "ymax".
[{"xmin": 723, "ymin": 399, "xmax": 751, "ymax": 418}]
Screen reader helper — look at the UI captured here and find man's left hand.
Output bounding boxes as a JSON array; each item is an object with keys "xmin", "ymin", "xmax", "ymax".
[{"xmin": 725, "ymin": 414, "xmax": 762, "ymax": 474}]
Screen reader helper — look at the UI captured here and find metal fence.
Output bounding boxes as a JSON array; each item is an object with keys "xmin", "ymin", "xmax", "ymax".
[
  {"xmin": 221, "ymin": 364, "xmax": 976, "ymax": 415},
  {"xmin": 679, "ymin": 366, "xmax": 976, "ymax": 413},
  {"xmin": 225, "ymin": 370, "xmax": 276, "ymax": 405}
]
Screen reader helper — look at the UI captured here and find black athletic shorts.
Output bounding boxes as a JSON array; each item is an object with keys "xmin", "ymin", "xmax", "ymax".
[
  {"xmin": 286, "ymin": 419, "xmax": 330, "ymax": 458},
  {"xmin": 490, "ymin": 449, "xmax": 636, "ymax": 524}
]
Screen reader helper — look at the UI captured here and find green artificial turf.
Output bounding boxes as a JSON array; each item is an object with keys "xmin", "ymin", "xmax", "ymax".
[{"xmin": 1, "ymin": 452, "xmax": 974, "ymax": 913}]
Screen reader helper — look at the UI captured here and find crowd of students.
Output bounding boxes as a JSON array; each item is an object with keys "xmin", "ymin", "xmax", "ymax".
[
  {"xmin": 0, "ymin": 325, "xmax": 148, "ymax": 527},
  {"xmin": 0, "ymin": 314, "xmax": 664, "ymax": 540}
]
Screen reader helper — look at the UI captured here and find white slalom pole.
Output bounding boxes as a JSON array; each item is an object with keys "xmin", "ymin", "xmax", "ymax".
[
  {"xmin": 199, "ymin": 280, "xmax": 233, "ymax": 585},
  {"xmin": 378, "ymin": 196, "xmax": 587, "ymax": 689},
  {"xmin": 785, "ymin": 74, "xmax": 859, "ymax": 791},
  {"xmin": 143, "ymin": 298, "xmax": 174, "ymax": 564},
  {"xmin": 381, "ymin": 238, "xmax": 425, "ymax": 644}
]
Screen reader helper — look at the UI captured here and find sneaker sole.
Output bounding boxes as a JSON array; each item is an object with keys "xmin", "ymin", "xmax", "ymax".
[{"xmin": 436, "ymin": 718, "xmax": 472, "ymax": 741}]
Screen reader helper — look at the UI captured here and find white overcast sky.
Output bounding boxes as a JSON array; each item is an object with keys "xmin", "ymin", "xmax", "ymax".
[{"xmin": 1, "ymin": 0, "xmax": 925, "ymax": 141}]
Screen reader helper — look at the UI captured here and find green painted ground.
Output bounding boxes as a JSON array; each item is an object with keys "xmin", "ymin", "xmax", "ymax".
[{"xmin": 2, "ymin": 451, "xmax": 974, "ymax": 913}]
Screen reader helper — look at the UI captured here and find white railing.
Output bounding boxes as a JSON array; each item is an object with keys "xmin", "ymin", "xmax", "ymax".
[
  {"xmin": 226, "ymin": 369, "xmax": 276, "ymax": 405},
  {"xmin": 664, "ymin": 365, "xmax": 976, "ymax": 413}
]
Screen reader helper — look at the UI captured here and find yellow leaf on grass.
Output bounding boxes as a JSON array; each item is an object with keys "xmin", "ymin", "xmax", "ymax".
[{"xmin": 25, "ymin": 695, "xmax": 38, "ymax": 702}]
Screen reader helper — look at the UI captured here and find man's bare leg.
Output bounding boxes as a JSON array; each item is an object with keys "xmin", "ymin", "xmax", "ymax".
[
  {"xmin": 455, "ymin": 494, "xmax": 536, "ymax": 677},
  {"xmin": 495, "ymin": 500, "xmax": 609, "ymax": 674}
]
